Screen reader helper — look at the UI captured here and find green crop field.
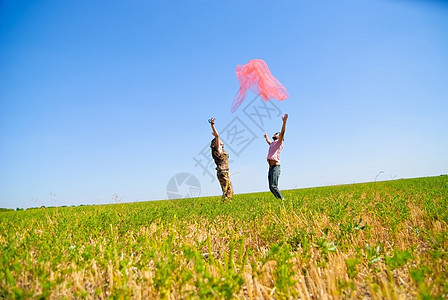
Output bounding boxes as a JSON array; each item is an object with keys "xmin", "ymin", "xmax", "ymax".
[{"xmin": 1, "ymin": 176, "xmax": 447, "ymax": 299}]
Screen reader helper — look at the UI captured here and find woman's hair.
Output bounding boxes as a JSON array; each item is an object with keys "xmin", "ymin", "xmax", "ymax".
[
  {"xmin": 210, "ymin": 137, "xmax": 217, "ymax": 151},
  {"xmin": 210, "ymin": 138, "xmax": 220, "ymax": 164}
]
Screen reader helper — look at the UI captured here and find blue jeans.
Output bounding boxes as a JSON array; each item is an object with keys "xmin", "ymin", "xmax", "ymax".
[{"xmin": 268, "ymin": 165, "xmax": 284, "ymax": 199}]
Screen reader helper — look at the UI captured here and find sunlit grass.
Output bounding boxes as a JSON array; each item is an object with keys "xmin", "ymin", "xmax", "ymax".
[{"xmin": 1, "ymin": 175, "xmax": 447, "ymax": 299}]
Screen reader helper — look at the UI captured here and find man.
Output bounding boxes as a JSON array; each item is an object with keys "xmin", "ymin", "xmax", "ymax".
[{"xmin": 264, "ymin": 114, "xmax": 288, "ymax": 200}]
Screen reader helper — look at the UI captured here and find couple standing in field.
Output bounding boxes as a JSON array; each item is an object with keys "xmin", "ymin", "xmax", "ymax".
[{"xmin": 209, "ymin": 114, "xmax": 288, "ymax": 203}]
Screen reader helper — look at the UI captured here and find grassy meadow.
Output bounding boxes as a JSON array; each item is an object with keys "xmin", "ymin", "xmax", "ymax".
[{"xmin": 1, "ymin": 175, "xmax": 447, "ymax": 299}]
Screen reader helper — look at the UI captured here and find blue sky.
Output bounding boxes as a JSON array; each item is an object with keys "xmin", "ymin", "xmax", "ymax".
[{"xmin": 1, "ymin": 0, "xmax": 447, "ymax": 209}]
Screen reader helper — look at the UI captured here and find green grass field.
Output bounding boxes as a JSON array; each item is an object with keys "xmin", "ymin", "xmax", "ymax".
[{"xmin": 1, "ymin": 175, "xmax": 447, "ymax": 299}]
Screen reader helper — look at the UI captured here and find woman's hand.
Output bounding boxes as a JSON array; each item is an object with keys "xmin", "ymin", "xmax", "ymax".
[{"xmin": 210, "ymin": 117, "xmax": 219, "ymax": 138}]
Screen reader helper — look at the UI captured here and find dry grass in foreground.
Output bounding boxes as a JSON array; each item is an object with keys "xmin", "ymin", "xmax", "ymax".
[{"xmin": 1, "ymin": 176, "xmax": 447, "ymax": 299}]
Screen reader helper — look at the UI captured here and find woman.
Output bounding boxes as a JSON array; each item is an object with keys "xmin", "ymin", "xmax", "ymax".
[{"xmin": 209, "ymin": 117, "xmax": 233, "ymax": 203}]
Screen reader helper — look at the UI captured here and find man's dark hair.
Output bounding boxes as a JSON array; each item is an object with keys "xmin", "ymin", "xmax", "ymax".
[{"xmin": 272, "ymin": 132, "xmax": 280, "ymax": 141}]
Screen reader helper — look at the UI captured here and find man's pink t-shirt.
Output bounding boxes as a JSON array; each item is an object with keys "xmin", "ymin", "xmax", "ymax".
[{"xmin": 267, "ymin": 140, "xmax": 283, "ymax": 163}]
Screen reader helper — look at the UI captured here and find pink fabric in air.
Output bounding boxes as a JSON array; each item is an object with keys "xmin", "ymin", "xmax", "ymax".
[
  {"xmin": 232, "ymin": 59, "xmax": 289, "ymax": 113},
  {"xmin": 267, "ymin": 140, "xmax": 283, "ymax": 164}
]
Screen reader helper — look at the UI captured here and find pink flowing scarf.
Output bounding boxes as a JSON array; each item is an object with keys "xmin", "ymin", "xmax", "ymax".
[{"xmin": 231, "ymin": 59, "xmax": 289, "ymax": 113}]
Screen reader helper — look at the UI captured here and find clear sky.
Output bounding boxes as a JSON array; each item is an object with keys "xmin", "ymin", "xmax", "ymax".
[{"xmin": 1, "ymin": 0, "xmax": 447, "ymax": 209}]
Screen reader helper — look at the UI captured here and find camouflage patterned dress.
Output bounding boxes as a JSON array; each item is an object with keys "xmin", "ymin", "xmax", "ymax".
[{"xmin": 212, "ymin": 148, "xmax": 233, "ymax": 203}]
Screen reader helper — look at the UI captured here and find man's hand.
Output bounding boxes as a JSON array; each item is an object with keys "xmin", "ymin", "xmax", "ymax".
[{"xmin": 264, "ymin": 132, "xmax": 272, "ymax": 144}]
